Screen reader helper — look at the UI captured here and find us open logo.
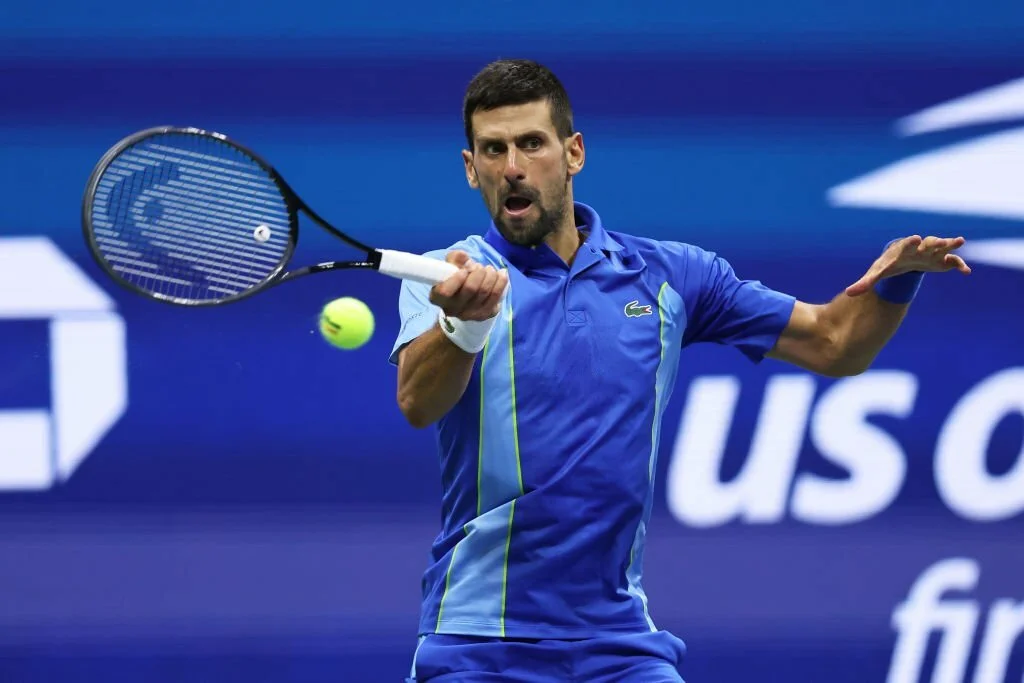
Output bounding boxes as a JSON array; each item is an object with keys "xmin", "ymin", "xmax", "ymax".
[{"xmin": 828, "ymin": 75, "xmax": 1024, "ymax": 272}]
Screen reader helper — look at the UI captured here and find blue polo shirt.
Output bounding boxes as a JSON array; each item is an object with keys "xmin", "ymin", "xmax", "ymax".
[{"xmin": 389, "ymin": 202, "xmax": 795, "ymax": 640}]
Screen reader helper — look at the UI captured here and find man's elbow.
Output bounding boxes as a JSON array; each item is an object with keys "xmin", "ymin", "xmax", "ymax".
[
  {"xmin": 819, "ymin": 357, "xmax": 872, "ymax": 378},
  {"xmin": 397, "ymin": 389, "xmax": 435, "ymax": 429},
  {"xmin": 819, "ymin": 340, "xmax": 874, "ymax": 377}
]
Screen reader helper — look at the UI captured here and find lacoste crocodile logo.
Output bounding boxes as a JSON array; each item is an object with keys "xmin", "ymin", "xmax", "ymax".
[{"xmin": 624, "ymin": 300, "xmax": 653, "ymax": 318}]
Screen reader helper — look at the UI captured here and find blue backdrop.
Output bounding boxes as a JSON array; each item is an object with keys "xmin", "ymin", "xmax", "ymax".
[{"xmin": 2, "ymin": 2, "xmax": 1023, "ymax": 682}]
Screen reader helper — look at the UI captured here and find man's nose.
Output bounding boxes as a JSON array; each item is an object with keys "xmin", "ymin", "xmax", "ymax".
[{"xmin": 503, "ymin": 148, "xmax": 525, "ymax": 183}]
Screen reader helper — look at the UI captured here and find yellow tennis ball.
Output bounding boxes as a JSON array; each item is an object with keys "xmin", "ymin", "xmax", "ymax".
[{"xmin": 319, "ymin": 296, "xmax": 374, "ymax": 350}]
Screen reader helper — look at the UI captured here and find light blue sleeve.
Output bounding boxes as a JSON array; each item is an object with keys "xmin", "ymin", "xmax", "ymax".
[
  {"xmin": 387, "ymin": 249, "xmax": 448, "ymax": 366},
  {"xmin": 387, "ymin": 239, "xmax": 497, "ymax": 366}
]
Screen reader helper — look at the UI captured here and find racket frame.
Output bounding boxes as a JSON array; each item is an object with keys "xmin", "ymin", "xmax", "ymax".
[{"xmin": 81, "ymin": 125, "xmax": 387, "ymax": 306}]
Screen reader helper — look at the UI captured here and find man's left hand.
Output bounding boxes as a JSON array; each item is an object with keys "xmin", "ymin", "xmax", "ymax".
[{"xmin": 845, "ymin": 235, "xmax": 972, "ymax": 297}]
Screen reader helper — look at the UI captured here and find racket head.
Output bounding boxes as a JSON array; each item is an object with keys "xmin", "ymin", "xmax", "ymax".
[{"xmin": 81, "ymin": 125, "xmax": 300, "ymax": 306}]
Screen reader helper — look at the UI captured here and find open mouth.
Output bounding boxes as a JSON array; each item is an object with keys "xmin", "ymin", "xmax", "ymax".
[{"xmin": 504, "ymin": 196, "xmax": 533, "ymax": 217}]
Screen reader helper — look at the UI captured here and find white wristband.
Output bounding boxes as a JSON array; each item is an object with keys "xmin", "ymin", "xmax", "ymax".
[{"xmin": 438, "ymin": 309, "xmax": 497, "ymax": 354}]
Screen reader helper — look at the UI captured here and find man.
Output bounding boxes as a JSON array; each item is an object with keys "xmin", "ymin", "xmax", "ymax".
[{"xmin": 389, "ymin": 59, "xmax": 970, "ymax": 682}]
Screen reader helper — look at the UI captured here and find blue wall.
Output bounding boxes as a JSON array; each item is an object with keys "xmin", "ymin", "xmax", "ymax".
[{"xmin": 2, "ymin": 2, "xmax": 1023, "ymax": 682}]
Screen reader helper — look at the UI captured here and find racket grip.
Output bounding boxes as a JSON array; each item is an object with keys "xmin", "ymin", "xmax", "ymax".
[{"xmin": 376, "ymin": 249, "xmax": 459, "ymax": 285}]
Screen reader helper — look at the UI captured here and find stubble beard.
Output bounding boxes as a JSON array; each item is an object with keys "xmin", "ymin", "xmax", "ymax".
[{"xmin": 490, "ymin": 179, "xmax": 571, "ymax": 248}]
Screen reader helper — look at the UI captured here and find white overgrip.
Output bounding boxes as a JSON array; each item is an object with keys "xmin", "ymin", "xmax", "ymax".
[{"xmin": 376, "ymin": 249, "xmax": 458, "ymax": 285}]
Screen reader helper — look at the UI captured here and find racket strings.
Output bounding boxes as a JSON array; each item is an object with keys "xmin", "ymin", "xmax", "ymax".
[{"xmin": 90, "ymin": 133, "xmax": 292, "ymax": 302}]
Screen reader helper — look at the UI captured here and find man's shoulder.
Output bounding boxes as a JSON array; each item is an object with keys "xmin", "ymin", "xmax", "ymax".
[{"xmin": 608, "ymin": 230, "xmax": 715, "ymax": 268}]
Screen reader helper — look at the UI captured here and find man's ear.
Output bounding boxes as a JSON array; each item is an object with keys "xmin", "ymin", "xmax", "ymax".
[
  {"xmin": 566, "ymin": 132, "xmax": 585, "ymax": 177},
  {"xmin": 462, "ymin": 149, "xmax": 479, "ymax": 188}
]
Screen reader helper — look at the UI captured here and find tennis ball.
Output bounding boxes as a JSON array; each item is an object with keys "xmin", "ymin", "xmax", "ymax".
[{"xmin": 319, "ymin": 296, "xmax": 374, "ymax": 350}]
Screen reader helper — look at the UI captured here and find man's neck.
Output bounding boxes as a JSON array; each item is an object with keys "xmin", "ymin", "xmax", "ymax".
[{"xmin": 542, "ymin": 202, "xmax": 582, "ymax": 266}]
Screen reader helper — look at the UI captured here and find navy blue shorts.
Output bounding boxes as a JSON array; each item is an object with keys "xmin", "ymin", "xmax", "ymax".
[{"xmin": 406, "ymin": 630, "xmax": 686, "ymax": 682}]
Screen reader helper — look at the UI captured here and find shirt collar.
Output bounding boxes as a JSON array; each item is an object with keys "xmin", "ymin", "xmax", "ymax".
[{"xmin": 483, "ymin": 201, "xmax": 623, "ymax": 272}]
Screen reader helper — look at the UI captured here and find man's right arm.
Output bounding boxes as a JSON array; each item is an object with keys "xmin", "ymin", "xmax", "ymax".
[
  {"xmin": 395, "ymin": 250, "xmax": 508, "ymax": 428},
  {"xmin": 396, "ymin": 326, "xmax": 477, "ymax": 428}
]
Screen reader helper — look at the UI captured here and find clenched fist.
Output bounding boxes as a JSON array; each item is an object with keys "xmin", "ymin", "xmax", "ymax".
[{"xmin": 429, "ymin": 250, "xmax": 509, "ymax": 321}]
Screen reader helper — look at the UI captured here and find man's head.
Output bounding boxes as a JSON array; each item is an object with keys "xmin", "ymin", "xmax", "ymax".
[{"xmin": 461, "ymin": 59, "xmax": 584, "ymax": 247}]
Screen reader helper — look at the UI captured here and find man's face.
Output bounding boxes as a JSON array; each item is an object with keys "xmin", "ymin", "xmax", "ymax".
[{"xmin": 462, "ymin": 100, "xmax": 584, "ymax": 247}]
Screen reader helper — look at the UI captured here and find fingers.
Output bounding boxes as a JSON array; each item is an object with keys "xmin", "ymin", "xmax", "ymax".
[
  {"xmin": 480, "ymin": 269, "xmax": 510, "ymax": 318},
  {"xmin": 885, "ymin": 234, "xmax": 972, "ymax": 275},
  {"xmin": 455, "ymin": 266, "xmax": 509, "ymax": 320},
  {"xmin": 918, "ymin": 236, "xmax": 970, "ymax": 273},
  {"xmin": 945, "ymin": 253, "xmax": 972, "ymax": 274},
  {"xmin": 429, "ymin": 256, "xmax": 509, "ymax": 321},
  {"xmin": 430, "ymin": 266, "xmax": 469, "ymax": 301},
  {"xmin": 898, "ymin": 235, "xmax": 923, "ymax": 251},
  {"xmin": 469, "ymin": 265, "xmax": 500, "ymax": 309},
  {"xmin": 448, "ymin": 265, "xmax": 490, "ymax": 311},
  {"xmin": 845, "ymin": 255, "xmax": 888, "ymax": 297},
  {"xmin": 845, "ymin": 273, "xmax": 876, "ymax": 297},
  {"xmin": 917, "ymin": 236, "xmax": 965, "ymax": 253},
  {"xmin": 445, "ymin": 250, "xmax": 471, "ymax": 268},
  {"xmin": 431, "ymin": 252, "xmax": 483, "ymax": 300}
]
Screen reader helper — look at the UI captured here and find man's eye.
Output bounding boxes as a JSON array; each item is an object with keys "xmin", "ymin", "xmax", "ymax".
[{"xmin": 522, "ymin": 138, "xmax": 542, "ymax": 149}]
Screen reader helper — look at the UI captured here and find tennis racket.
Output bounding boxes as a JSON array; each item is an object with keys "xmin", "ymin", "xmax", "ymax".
[{"xmin": 81, "ymin": 125, "xmax": 458, "ymax": 306}]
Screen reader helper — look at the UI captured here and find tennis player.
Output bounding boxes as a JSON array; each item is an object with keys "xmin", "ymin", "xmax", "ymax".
[{"xmin": 389, "ymin": 59, "xmax": 970, "ymax": 682}]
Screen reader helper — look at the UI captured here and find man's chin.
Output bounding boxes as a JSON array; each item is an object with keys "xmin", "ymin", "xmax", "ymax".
[
  {"xmin": 495, "ymin": 222, "xmax": 547, "ymax": 248},
  {"xmin": 490, "ymin": 215, "xmax": 529, "ymax": 241}
]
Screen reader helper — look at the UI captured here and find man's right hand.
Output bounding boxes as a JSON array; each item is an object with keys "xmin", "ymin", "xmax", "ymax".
[{"xmin": 429, "ymin": 250, "xmax": 508, "ymax": 321}]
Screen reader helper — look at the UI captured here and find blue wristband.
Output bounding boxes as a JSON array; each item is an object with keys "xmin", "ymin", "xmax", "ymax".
[{"xmin": 875, "ymin": 271, "xmax": 924, "ymax": 304}]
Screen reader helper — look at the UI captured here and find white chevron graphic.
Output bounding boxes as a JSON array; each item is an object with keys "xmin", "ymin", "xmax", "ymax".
[{"xmin": 828, "ymin": 77, "xmax": 1024, "ymax": 272}]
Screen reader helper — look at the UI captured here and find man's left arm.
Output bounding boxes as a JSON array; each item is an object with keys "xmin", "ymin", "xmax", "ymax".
[{"xmin": 766, "ymin": 235, "xmax": 971, "ymax": 377}]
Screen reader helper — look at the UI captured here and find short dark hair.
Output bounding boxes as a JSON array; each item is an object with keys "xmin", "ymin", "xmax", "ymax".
[{"xmin": 462, "ymin": 59, "xmax": 574, "ymax": 151}]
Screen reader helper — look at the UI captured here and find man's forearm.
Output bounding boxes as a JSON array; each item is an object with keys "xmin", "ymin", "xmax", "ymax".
[
  {"xmin": 396, "ymin": 325, "xmax": 478, "ymax": 428},
  {"xmin": 821, "ymin": 290, "xmax": 911, "ymax": 375},
  {"xmin": 771, "ymin": 237, "xmax": 966, "ymax": 377}
]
